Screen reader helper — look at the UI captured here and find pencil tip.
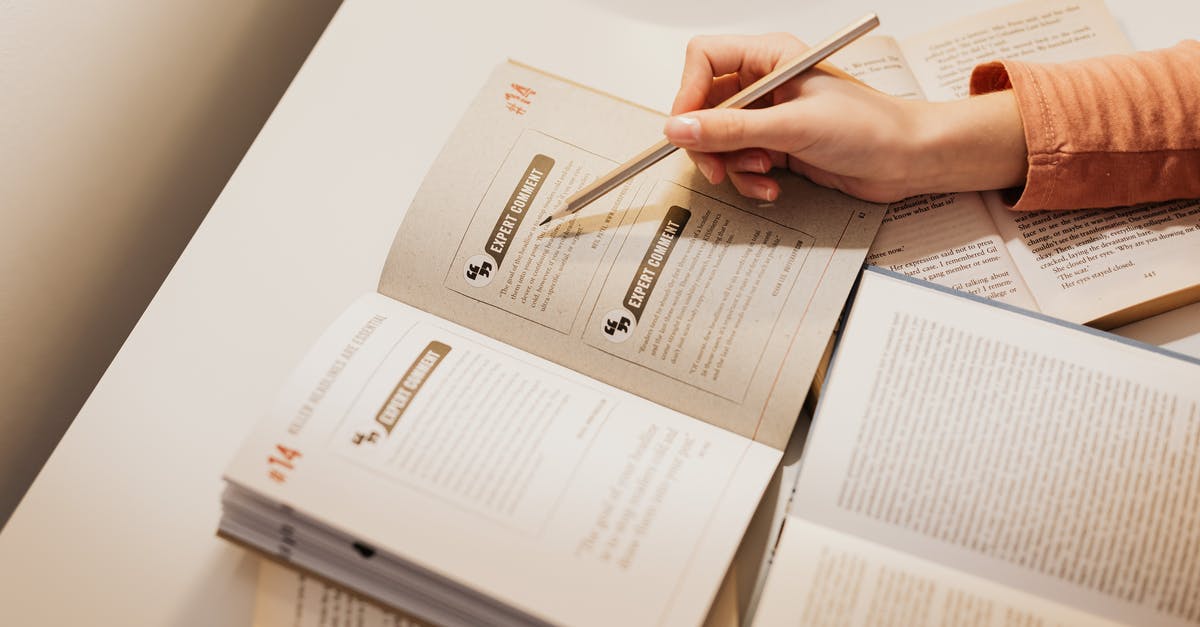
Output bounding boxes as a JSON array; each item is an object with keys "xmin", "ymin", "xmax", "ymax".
[{"xmin": 538, "ymin": 216, "xmax": 552, "ymax": 227}]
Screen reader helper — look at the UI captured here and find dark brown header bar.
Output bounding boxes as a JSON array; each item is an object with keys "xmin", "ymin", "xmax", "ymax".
[
  {"xmin": 624, "ymin": 205, "xmax": 691, "ymax": 321},
  {"xmin": 375, "ymin": 341, "xmax": 452, "ymax": 434},
  {"xmin": 485, "ymin": 154, "xmax": 554, "ymax": 268}
]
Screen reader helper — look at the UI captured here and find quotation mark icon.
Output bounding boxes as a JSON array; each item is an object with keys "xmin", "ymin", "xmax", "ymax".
[
  {"xmin": 466, "ymin": 260, "xmax": 492, "ymax": 281},
  {"xmin": 604, "ymin": 316, "xmax": 631, "ymax": 336},
  {"xmin": 601, "ymin": 309, "xmax": 635, "ymax": 343},
  {"xmin": 464, "ymin": 254, "xmax": 497, "ymax": 287},
  {"xmin": 352, "ymin": 431, "xmax": 380, "ymax": 446}
]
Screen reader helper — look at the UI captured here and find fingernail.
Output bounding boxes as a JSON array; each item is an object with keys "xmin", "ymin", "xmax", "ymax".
[
  {"xmin": 757, "ymin": 184, "xmax": 776, "ymax": 201},
  {"xmin": 697, "ymin": 160, "xmax": 714, "ymax": 183},
  {"xmin": 664, "ymin": 116, "xmax": 701, "ymax": 145}
]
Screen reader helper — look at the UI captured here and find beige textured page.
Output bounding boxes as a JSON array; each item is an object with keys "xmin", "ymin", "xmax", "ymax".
[
  {"xmin": 833, "ymin": 37, "xmax": 1038, "ymax": 309},
  {"xmin": 378, "ymin": 61, "xmax": 886, "ymax": 450},
  {"xmin": 755, "ymin": 518, "xmax": 1125, "ymax": 626},
  {"xmin": 793, "ymin": 270, "xmax": 1200, "ymax": 627}
]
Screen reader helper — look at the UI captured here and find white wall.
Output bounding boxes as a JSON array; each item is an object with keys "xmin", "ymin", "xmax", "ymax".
[{"xmin": 0, "ymin": 1, "xmax": 341, "ymax": 525}]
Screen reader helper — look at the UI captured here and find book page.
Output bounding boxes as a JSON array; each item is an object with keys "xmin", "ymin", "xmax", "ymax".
[
  {"xmin": 225, "ymin": 293, "xmax": 780, "ymax": 627},
  {"xmin": 754, "ymin": 517, "xmax": 1125, "ymax": 626},
  {"xmin": 870, "ymin": 191, "xmax": 1039, "ymax": 308},
  {"xmin": 900, "ymin": 0, "xmax": 1131, "ymax": 102},
  {"xmin": 831, "ymin": 36, "xmax": 926, "ymax": 100},
  {"xmin": 984, "ymin": 195, "xmax": 1200, "ymax": 326},
  {"xmin": 831, "ymin": 37, "xmax": 1037, "ymax": 308},
  {"xmin": 793, "ymin": 270, "xmax": 1200, "ymax": 627},
  {"xmin": 378, "ymin": 61, "xmax": 886, "ymax": 450},
  {"xmin": 901, "ymin": 0, "xmax": 1200, "ymax": 325}
]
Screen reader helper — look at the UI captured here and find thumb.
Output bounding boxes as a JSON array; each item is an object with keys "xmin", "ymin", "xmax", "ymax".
[{"xmin": 663, "ymin": 106, "xmax": 800, "ymax": 154}]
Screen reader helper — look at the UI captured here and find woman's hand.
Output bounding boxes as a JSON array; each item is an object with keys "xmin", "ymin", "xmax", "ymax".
[{"xmin": 665, "ymin": 33, "xmax": 1027, "ymax": 203}]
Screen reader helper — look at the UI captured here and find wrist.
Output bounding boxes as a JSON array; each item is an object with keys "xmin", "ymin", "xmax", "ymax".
[{"xmin": 907, "ymin": 91, "xmax": 1028, "ymax": 195}]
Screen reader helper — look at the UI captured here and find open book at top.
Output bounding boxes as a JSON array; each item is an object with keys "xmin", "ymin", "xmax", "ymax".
[
  {"xmin": 831, "ymin": 0, "xmax": 1200, "ymax": 328},
  {"xmin": 378, "ymin": 61, "xmax": 885, "ymax": 451}
]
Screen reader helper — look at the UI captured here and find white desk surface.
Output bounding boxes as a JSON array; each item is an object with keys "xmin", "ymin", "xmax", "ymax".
[{"xmin": 1, "ymin": 1, "xmax": 1196, "ymax": 625}]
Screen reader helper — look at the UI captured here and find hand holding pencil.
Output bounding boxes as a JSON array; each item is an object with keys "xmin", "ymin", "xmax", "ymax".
[
  {"xmin": 543, "ymin": 14, "xmax": 1031, "ymax": 226},
  {"xmin": 666, "ymin": 33, "xmax": 1027, "ymax": 205},
  {"xmin": 541, "ymin": 14, "xmax": 879, "ymax": 226}
]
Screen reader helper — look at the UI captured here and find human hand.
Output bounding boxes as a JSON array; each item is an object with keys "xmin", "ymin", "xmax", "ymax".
[{"xmin": 665, "ymin": 33, "xmax": 1027, "ymax": 203}]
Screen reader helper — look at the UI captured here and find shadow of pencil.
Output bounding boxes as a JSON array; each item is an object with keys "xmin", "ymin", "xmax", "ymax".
[{"xmin": 535, "ymin": 195, "xmax": 673, "ymax": 238}]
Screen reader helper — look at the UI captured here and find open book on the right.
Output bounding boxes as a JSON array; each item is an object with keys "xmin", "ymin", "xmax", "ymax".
[
  {"xmin": 756, "ymin": 267, "xmax": 1200, "ymax": 626},
  {"xmin": 832, "ymin": 0, "xmax": 1200, "ymax": 328}
]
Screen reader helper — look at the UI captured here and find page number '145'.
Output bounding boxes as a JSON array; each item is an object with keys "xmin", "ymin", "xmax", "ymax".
[{"xmin": 267, "ymin": 444, "xmax": 302, "ymax": 484}]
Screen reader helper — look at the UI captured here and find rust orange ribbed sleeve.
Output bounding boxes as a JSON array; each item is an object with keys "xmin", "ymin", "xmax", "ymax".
[{"xmin": 970, "ymin": 40, "xmax": 1200, "ymax": 211}]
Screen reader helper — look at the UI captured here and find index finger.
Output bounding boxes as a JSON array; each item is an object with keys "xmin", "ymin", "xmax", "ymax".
[{"xmin": 670, "ymin": 33, "xmax": 807, "ymax": 115}]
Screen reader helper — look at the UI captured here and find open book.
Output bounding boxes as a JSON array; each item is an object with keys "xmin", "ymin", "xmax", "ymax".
[
  {"xmin": 218, "ymin": 61, "xmax": 886, "ymax": 627},
  {"xmin": 755, "ymin": 267, "xmax": 1200, "ymax": 626},
  {"xmin": 245, "ymin": 420, "xmax": 816, "ymax": 627},
  {"xmin": 832, "ymin": 0, "xmax": 1200, "ymax": 328}
]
